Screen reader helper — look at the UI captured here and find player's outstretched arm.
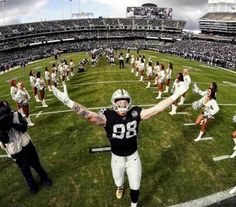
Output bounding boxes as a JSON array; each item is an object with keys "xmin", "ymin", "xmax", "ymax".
[
  {"xmin": 141, "ymin": 82, "xmax": 189, "ymax": 120},
  {"xmin": 52, "ymin": 84, "xmax": 106, "ymax": 127}
]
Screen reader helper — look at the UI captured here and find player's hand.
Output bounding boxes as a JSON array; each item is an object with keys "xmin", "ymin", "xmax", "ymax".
[
  {"xmin": 171, "ymin": 82, "xmax": 189, "ymax": 101},
  {"xmin": 52, "ymin": 83, "xmax": 74, "ymax": 108}
]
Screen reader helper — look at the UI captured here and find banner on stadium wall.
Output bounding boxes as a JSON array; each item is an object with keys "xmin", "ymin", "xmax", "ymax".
[{"xmin": 126, "ymin": 7, "xmax": 172, "ymax": 20}]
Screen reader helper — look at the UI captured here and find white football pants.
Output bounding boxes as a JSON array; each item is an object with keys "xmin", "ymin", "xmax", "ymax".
[{"xmin": 111, "ymin": 151, "xmax": 142, "ymax": 190}]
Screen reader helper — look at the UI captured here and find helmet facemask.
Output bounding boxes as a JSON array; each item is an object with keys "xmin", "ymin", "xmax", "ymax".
[{"xmin": 111, "ymin": 89, "xmax": 132, "ymax": 113}]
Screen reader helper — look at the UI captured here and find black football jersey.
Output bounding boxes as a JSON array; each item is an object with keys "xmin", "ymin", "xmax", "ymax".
[{"xmin": 100, "ymin": 106, "xmax": 142, "ymax": 156}]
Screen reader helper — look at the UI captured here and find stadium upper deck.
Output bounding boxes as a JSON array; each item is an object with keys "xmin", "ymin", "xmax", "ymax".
[{"xmin": 0, "ymin": 18, "xmax": 186, "ymax": 38}]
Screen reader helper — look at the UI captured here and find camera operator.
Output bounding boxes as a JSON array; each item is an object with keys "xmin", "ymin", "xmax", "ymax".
[{"xmin": 0, "ymin": 101, "xmax": 52, "ymax": 194}]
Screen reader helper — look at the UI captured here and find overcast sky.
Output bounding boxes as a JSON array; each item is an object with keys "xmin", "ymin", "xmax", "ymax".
[{"xmin": 0, "ymin": 0, "xmax": 209, "ymax": 30}]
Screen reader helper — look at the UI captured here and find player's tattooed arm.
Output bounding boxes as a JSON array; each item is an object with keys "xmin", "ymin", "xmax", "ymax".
[{"xmin": 72, "ymin": 103, "xmax": 106, "ymax": 126}]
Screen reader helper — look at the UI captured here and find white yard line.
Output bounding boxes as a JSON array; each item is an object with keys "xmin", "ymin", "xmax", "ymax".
[
  {"xmin": 31, "ymin": 103, "xmax": 236, "ymax": 117},
  {"xmin": 222, "ymin": 81, "xmax": 236, "ymax": 87},
  {"xmin": 0, "ymin": 94, "xmax": 10, "ymax": 98},
  {"xmin": 35, "ymin": 111, "xmax": 42, "ymax": 118},
  {"xmin": 0, "ymin": 155, "xmax": 8, "ymax": 158},
  {"xmin": 69, "ymin": 80, "xmax": 139, "ymax": 86},
  {"xmin": 184, "ymin": 123, "xmax": 196, "ymax": 126},
  {"xmin": 168, "ymin": 189, "xmax": 234, "ymax": 207},
  {"xmin": 200, "ymin": 137, "xmax": 214, "ymax": 141},
  {"xmin": 176, "ymin": 112, "xmax": 190, "ymax": 115},
  {"xmin": 213, "ymin": 155, "xmax": 230, "ymax": 161}
]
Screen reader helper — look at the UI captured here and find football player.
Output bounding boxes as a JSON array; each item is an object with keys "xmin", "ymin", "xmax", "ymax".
[
  {"xmin": 192, "ymin": 86, "xmax": 219, "ymax": 141},
  {"xmin": 52, "ymin": 82, "xmax": 189, "ymax": 207}
]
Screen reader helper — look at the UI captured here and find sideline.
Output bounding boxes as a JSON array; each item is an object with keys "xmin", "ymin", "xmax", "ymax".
[{"xmin": 168, "ymin": 189, "xmax": 235, "ymax": 207}]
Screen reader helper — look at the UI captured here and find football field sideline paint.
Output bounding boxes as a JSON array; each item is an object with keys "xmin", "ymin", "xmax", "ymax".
[
  {"xmin": 213, "ymin": 155, "xmax": 230, "ymax": 161},
  {"xmin": 168, "ymin": 188, "xmax": 235, "ymax": 207}
]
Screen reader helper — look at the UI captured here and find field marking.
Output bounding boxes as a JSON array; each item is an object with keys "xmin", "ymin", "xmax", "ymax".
[
  {"xmin": 36, "ymin": 111, "xmax": 42, "ymax": 118},
  {"xmin": 223, "ymin": 81, "xmax": 236, "ymax": 87},
  {"xmin": 0, "ymin": 80, "xmax": 231, "ymax": 98},
  {"xmin": 33, "ymin": 66, "xmax": 41, "ymax": 70},
  {"xmin": 89, "ymin": 146, "xmax": 111, "ymax": 153},
  {"xmin": 184, "ymin": 123, "xmax": 196, "ymax": 126},
  {"xmin": 189, "ymin": 71, "xmax": 236, "ymax": 80},
  {"xmin": 168, "ymin": 188, "xmax": 234, "ymax": 207},
  {"xmin": 213, "ymin": 155, "xmax": 230, "ymax": 161},
  {"xmin": 35, "ymin": 106, "xmax": 43, "ymax": 109},
  {"xmin": 68, "ymin": 80, "xmax": 139, "ymax": 86},
  {"xmin": 0, "ymin": 155, "xmax": 8, "ymax": 158},
  {"xmin": 30, "ymin": 103, "xmax": 236, "ymax": 117},
  {"xmin": 200, "ymin": 137, "xmax": 214, "ymax": 141},
  {"xmin": 176, "ymin": 112, "xmax": 189, "ymax": 115},
  {"xmin": 0, "ymin": 94, "xmax": 10, "ymax": 98}
]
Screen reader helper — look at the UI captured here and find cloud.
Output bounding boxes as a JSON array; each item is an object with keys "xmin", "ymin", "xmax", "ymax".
[{"xmin": 0, "ymin": 0, "xmax": 48, "ymax": 26}]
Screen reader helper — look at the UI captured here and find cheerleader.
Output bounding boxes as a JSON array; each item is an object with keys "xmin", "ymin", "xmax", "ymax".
[
  {"xmin": 146, "ymin": 61, "xmax": 153, "ymax": 88},
  {"xmin": 164, "ymin": 62, "xmax": 173, "ymax": 93},
  {"xmin": 51, "ymin": 68, "xmax": 58, "ymax": 88},
  {"xmin": 153, "ymin": 61, "xmax": 160, "ymax": 85},
  {"xmin": 156, "ymin": 64, "xmax": 166, "ymax": 99},
  {"xmin": 135, "ymin": 57, "xmax": 140, "ymax": 77},
  {"xmin": 45, "ymin": 67, "xmax": 52, "ymax": 91},
  {"xmin": 10, "ymin": 79, "xmax": 22, "ymax": 114},
  {"xmin": 169, "ymin": 73, "xmax": 184, "ymax": 115},
  {"xmin": 138, "ymin": 58, "xmax": 145, "ymax": 82},
  {"xmin": 29, "ymin": 70, "xmax": 40, "ymax": 102},
  {"xmin": 15, "ymin": 81, "xmax": 34, "ymax": 126},
  {"xmin": 192, "ymin": 86, "xmax": 219, "ymax": 141},
  {"xmin": 130, "ymin": 55, "xmax": 135, "ymax": 73},
  {"xmin": 69, "ymin": 59, "xmax": 75, "ymax": 76},
  {"xmin": 193, "ymin": 82, "xmax": 217, "ymax": 97},
  {"xmin": 35, "ymin": 71, "xmax": 48, "ymax": 108}
]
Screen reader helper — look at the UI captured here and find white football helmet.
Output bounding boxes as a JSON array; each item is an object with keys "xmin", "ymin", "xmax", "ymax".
[{"xmin": 111, "ymin": 89, "xmax": 132, "ymax": 113}]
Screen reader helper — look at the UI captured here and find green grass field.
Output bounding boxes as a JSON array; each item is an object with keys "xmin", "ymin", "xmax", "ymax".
[{"xmin": 0, "ymin": 50, "xmax": 236, "ymax": 207}]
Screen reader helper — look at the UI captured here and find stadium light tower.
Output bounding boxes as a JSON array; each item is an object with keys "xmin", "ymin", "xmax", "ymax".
[{"xmin": 0, "ymin": 0, "xmax": 6, "ymax": 25}]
